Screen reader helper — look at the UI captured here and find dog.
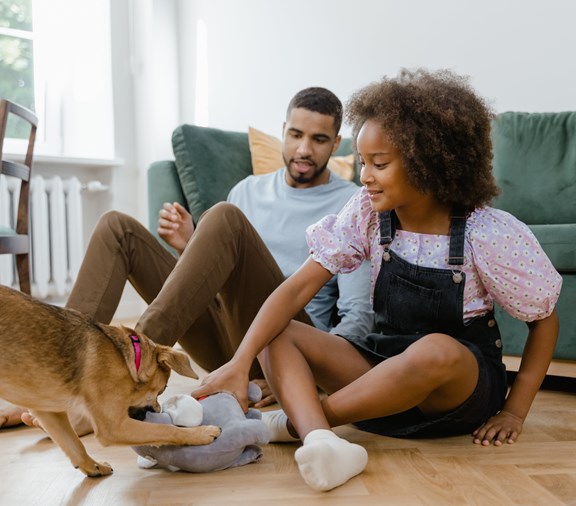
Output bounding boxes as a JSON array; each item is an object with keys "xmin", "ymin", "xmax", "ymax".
[{"xmin": 0, "ymin": 285, "xmax": 221, "ymax": 477}]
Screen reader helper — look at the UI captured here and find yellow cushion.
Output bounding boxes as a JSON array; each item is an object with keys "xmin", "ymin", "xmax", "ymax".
[{"xmin": 248, "ymin": 126, "xmax": 355, "ymax": 181}]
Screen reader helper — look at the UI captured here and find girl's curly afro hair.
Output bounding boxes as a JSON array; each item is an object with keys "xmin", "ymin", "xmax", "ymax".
[{"xmin": 346, "ymin": 68, "xmax": 500, "ymax": 210}]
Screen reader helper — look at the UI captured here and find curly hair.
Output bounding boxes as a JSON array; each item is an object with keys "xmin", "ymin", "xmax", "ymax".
[{"xmin": 346, "ymin": 68, "xmax": 500, "ymax": 209}]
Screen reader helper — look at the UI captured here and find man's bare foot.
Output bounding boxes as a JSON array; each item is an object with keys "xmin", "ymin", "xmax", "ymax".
[
  {"xmin": 0, "ymin": 401, "xmax": 27, "ymax": 429},
  {"xmin": 250, "ymin": 378, "xmax": 277, "ymax": 408},
  {"xmin": 22, "ymin": 409, "xmax": 94, "ymax": 437}
]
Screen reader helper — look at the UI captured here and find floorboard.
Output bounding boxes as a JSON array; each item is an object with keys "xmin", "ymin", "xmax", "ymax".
[{"xmin": 1, "ymin": 360, "xmax": 575, "ymax": 505}]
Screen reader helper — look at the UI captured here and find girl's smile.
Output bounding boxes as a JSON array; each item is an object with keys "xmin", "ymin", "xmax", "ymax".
[
  {"xmin": 357, "ymin": 119, "xmax": 450, "ymax": 233},
  {"xmin": 357, "ymin": 119, "xmax": 421, "ymax": 213}
]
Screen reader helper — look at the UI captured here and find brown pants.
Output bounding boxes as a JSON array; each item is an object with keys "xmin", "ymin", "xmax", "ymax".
[{"xmin": 66, "ymin": 202, "xmax": 311, "ymax": 377}]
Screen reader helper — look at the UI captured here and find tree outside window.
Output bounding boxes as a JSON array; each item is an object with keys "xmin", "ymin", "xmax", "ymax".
[{"xmin": 0, "ymin": 0, "xmax": 35, "ymax": 139}]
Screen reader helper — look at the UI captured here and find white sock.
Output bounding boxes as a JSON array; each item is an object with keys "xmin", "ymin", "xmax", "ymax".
[
  {"xmin": 261, "ymin": 410, "xmax": 299, "ymax": 442},
  {"xmin": 294, "ymin": 429, "xmax": 368, "ymax": 492}
]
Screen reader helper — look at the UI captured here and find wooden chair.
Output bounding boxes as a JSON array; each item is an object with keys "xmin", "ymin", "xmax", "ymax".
[{"xmin": 0, "ymin": 99, "xmax": 38, "ymax": 294}]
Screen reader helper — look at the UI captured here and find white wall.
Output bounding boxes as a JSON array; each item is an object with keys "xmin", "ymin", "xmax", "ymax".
[
  {"xmin": 108, "ymin": 0, "xmax": 576, "ymax": 216},
  {"xmin": 174, "ymin": 0, "xmax": 576, "ymax": 137},
  {"xmin": 106, "ymin": 0, "xmax": 576, "ymax": 317}
]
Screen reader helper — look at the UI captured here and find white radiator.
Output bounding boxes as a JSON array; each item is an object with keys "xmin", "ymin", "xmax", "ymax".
[{"xmin": 0, "ymin": 174, "xmax": 84, "ymax": 300}]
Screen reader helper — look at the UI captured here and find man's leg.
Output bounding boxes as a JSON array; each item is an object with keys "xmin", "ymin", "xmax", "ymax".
[
  {"xmin": 70, "ymin": 204, "xmax": 305, "ymax": 375},
  {"xmin": 137, "ymin": 202, "xmax": 311, "ymax": 377},
  {"xmin": 66, "ymin": 210, "xmax": 177, "ymax": 322}
]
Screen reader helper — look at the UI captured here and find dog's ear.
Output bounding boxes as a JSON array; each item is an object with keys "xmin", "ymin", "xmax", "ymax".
[
  {"xmin": 97, "ymin": 324, "xmax": 145, "ymax": 382},
  {"xmin": 156, "ymin": 346, "xmax": 199, "ymax": 379}
]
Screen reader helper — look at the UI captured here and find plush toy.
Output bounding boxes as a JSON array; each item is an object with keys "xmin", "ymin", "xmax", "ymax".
[{"xmin": 132, "ymin": 382, "xmax": 270, "ymax": 473}]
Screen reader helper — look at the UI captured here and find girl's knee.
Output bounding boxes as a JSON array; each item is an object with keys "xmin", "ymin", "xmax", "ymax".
[
  {"xmin": 266, "ymin": 321, "xmax": 303, "ymax": 351},
  {"xmin": 405, "ymin": 333, "xmax": 469, "ymax": 376}
]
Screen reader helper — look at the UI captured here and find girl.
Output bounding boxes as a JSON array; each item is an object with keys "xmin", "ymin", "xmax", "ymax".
[{"xmin": 192, "ymin": 68, "xmax": 562, "ymax": 492}]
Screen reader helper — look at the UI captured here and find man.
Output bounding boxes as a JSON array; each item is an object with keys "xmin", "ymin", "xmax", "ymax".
[{"xmin": 0, "ymin": 87, "xmax": 373, "ymax": 430}]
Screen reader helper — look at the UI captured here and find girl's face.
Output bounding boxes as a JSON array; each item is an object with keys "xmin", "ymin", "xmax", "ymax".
[{"xmin": 358, "ymin": 119, "xmax": 425, "ymax": 213}]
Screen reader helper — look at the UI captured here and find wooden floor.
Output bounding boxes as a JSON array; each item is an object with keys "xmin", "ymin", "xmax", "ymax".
[{"xmin": 1, "ymin": 369, "xmax": 575, "ymax": 505}]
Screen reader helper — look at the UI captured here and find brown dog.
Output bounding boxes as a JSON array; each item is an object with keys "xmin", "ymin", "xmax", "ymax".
[{"xmin": 0, "ymin": 285, "xmax": 220, "ymax": 477}]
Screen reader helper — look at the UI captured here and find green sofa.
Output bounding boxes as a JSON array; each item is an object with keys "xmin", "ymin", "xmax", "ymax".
[
  {"xmin": 148, "ymin": 115, "xmax": 576, "ymax": 369},
  {"xmin": 490, "ymin": 112, "xmax": 576, "ymax": 365},
  {"xmin": 147, "ymin": 125, "xmax": 356, "ymax": 254}
]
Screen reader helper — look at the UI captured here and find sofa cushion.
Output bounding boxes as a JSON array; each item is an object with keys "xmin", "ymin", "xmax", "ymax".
[
  {"xmin": 492, "ymin": 111, "xmax": 576, "ymax": 225},
  {"xmin": 247, "ymin": 127, "xmax": 283, "ymax": 175},
  {"xmin": 496, "ymin": 274, "xmax": 576, "ymax": 359},
  {"xmin": 172, "ymin": 125, "xmax": 253, "ymax": 219},
  {"xmin": 529, "ymin": 224, "xmax": 576, "ymax": 272},
  {"xmin": 248, "ymin": 127, "xmax": 356, "ymax": 181},
  {"xmin": 147, "ymin": 160, "xmax": 187, "ymax": 253}
]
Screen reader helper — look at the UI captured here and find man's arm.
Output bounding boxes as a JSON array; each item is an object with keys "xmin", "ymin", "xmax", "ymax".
[{"xmin": 331, "ymin": 260, "xmax": 374, "ymax": 337}]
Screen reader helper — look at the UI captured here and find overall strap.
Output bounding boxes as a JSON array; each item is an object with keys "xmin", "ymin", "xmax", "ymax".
[
  {"xmin": 378, "ymin": 210, "xmax": 395, "ymax": 246},
  {"xmin": 448, "ymin": 206, "xmax": 467, "ymax": 266},
  {"xmin": 378, "ymin": 211, "xmax": 395, "ymax": 261},
  {"xmin": 379, "ymin": 208, "xmax": 467, "ymax": 270}
]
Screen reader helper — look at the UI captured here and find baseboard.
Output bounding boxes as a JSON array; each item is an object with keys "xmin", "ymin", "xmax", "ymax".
[{"xmin": 504, "ymin": 355, "xmax": 576, "ymax": 378}]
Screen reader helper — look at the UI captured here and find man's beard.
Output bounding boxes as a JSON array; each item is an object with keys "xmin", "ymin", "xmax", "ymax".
[{"xmin": 284, "ymin": 157, "xmax": 329, "ymax": 185}]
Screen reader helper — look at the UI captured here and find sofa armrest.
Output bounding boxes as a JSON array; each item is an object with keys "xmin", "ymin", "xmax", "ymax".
[{"xmin": 147, "ymin": 160, "xmax": 187, "ymax": 252}]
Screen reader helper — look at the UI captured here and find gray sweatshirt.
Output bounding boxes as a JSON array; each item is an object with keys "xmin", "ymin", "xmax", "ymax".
[{"xmin": 227, "ymin": 168, "xmax": 373, "ymax": 337}]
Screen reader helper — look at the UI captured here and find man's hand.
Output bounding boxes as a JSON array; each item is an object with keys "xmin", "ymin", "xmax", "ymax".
[
  {"xmin": 250, "ymin": 378, "xmax": 277, "ymax": 408},
  {"xmin": 472, "ymin": 409, "xmax": 524, "ymax": 446},
  {"xmin": 158, "ymin": 202, "xmax": 194, "ymax": 255}
]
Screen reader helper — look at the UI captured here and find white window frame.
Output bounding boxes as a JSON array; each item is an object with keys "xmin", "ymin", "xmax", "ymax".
[
  {"xmin": 0, "ymin": 11, "xmax": 43, "ymax": 154},
  {"xmin": 2, "ymin": 0, "xmax": 115, "ymax": 161}
]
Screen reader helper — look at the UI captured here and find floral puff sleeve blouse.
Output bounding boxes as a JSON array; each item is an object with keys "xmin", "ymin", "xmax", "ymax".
[{"xmin": 306, "ymin": 187, "xmax": 562, "ymax": 324}]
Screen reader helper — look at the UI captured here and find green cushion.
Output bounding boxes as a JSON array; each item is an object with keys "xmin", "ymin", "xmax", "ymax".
[
  {"xmin": 172, "ymin": 125, "xmax": 253, "ymax": 219},
  {"xmin": 335, "ymin": 137, "xmax": 352, "ymax": 156},
  {"xmin": 147, "ymin": 160, "xmax": 187, "ymax": 255},
  {"xmin": 529, "ymin": 224, "xmax": 576, "ymax": 272},
  {"xmin": 496, "ymin": 274, "xmax": 576, "ymax": 360},
  {"xmin": 492, "ymin": 111, "xmax": 576, "ymax": 225}
]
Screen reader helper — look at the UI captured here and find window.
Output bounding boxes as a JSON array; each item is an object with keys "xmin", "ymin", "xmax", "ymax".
[
  {"xmin": 0, "ymin": 0, "xmax": 114, "ymax": 160},
  {"xmin": 0, "ymin": 0, "xmax": 35, "ymax": 139}
]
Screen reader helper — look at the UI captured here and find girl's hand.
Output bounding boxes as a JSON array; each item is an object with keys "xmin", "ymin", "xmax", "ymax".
[
  {"xmin": 191, "ymin": 361, "xmax": 251, "ymax": 413},
  {"xmin": 158, "ymin": 202, "xmax": 194, "ymax": 255},
  {"xmin": 472, "ymin": 410, "xmax": 524, "ymax": 446}
]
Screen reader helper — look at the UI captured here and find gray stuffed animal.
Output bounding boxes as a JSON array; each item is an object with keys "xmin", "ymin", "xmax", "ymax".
[{"xmin": 132, "ymin": 382, "xmax": 270, "ymax": 473}]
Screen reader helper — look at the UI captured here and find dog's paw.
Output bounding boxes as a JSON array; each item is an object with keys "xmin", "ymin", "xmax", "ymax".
[
  {"xmin": 80, "ymin": 460, "xmax": 114, "ymax": 478},
  {"xmin": 192, "ymin": 424, "xmax": 221, "ymax": 445}
]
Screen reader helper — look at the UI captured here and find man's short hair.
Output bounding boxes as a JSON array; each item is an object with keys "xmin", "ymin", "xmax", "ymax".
[{"xmin": 286, "ymin": 87, "xmax": 343, "ymax": 134}]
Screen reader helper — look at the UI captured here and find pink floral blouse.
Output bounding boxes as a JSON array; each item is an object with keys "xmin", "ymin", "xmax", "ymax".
[{"xmin": 306, "ymin": 187, "xmax": 562, "ymax": 323}]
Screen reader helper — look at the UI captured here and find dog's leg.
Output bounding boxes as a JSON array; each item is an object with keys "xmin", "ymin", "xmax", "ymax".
[
  {"xmin": 30, "ymin": 410, "xmax": 113, "ymax": 477},
  {"xmin": 95, "ymin": 417, "xmax": 221, "ymax": 447}
]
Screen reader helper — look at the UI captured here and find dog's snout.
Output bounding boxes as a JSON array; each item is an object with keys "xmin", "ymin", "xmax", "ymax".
[{"xmin": 128, "ymin": 405, "xmax": 155, "ymax": 421}]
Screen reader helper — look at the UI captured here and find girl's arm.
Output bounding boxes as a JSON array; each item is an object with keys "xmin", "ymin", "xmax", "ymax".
[
  {"xmin": 191, "ymin": 258, "xmax": 334, "ymax": 410},
  {"xmin": 473, "ymin": 309, "xmax": 559, "ymax": 445}
]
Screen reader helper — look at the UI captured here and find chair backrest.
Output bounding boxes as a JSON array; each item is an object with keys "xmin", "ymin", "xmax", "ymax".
[{"xmin": 0, "ymin": 99, "xmax": 38, "ymax": 293}]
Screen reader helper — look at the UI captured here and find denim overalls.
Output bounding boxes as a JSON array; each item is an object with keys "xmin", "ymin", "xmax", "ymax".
[{"xmin": 347, "ymin": 209, "xmax": 508, "ymax": 438}]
